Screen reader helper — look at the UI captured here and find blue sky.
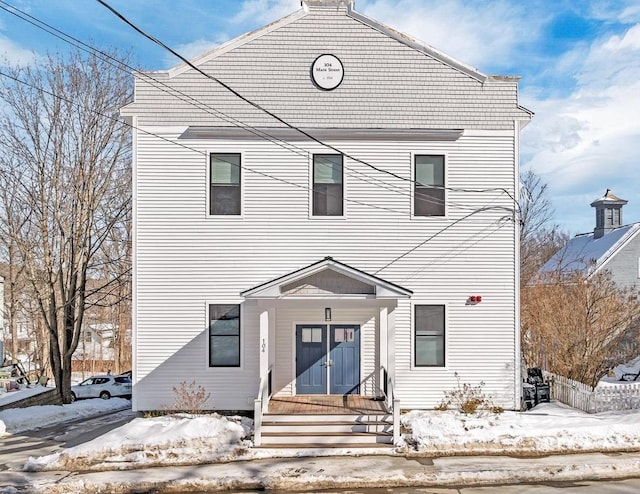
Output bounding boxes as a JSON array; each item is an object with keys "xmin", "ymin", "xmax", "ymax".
[{"xmin": 1, "ymin": 0, "xmax": 639, "ymax": 235}]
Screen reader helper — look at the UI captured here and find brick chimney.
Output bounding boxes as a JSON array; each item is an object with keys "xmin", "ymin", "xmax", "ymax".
[{"xmin": 591, "ymin": 189, "xmax": 627, "ymax": 239}]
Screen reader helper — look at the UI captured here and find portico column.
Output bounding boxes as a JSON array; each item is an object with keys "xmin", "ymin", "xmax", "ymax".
[
  {"xmin": 259, "ymin": 308, "xmax": 272, "ymax": 380},
  {"xmin": 379, "ymin": 306, "xmax": 388, "ymax": 395},
  {"xmin": 387, "ymin": 305, "xmax": 396, "ymax": 389}
]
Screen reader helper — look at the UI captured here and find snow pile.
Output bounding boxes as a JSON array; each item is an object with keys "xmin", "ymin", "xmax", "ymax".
[
  {"xmin": 402, "ymin": 401, "xmax": 640, "ymax": 455},
  {"xmin": 26, "ymin": 412, "xmax": 253, "ymax": 471},
  {"xmin": 608, "ymin": 355, "xmax": 640, "ymax": 381},
  {"xmin": 0, "ymin": 384, "xmax": 52, "ymax": 407},
  {"xmin": 0, "ymin": 398, "xmax": 130, "ymax": 436}
]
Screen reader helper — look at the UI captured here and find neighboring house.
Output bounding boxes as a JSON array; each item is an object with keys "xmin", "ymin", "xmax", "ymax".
[
  {"xmin": 72, "ymin": 323, "xmax": 116, "ymax": 373},
  {"xmin": 122, "ymin": 0, "xmax": 531, "ymax": 444},
  {"xmin": 541, "ymin": 189, "xmax": 640, "ymax": 289}
]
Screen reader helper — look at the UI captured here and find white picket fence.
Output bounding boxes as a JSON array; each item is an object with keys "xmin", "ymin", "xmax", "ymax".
[{"xmin": 542, "ymin": 371, "xmax": 640, "ymax": 413}]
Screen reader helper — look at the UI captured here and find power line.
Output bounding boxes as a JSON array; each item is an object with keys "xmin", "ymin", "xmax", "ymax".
[
  {"xmin": 374, "ymin": 207, "xmax": 515, "ymax": 274},
  {"xmin": 0, "ymin": 1, "xmax": 522, "ymax": 269}
]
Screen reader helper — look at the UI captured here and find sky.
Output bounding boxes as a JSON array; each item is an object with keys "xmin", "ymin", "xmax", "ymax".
[{"xmin": 0, "ymin": 0, "xmax": 639, "ymax": 235}]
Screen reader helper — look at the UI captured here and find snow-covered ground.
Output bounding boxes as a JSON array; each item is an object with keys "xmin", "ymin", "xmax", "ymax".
[
  {"xmin": 10, "ymin": 399, "xmax": 640, "ymax": 473},
  {"xmin": 0, "ymin": 397, "xmax": 130, "ymax": 435},
  {"xmin": 402, "ymin": 401, "xmax": 640, "ymax": 455}
]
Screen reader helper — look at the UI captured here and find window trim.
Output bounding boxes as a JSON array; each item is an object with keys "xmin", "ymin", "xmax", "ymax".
[
  {"xmin": 411, "ymin": 152, "xmax": 447, "ymax": 218},
  {"xmin": 207, "ymin": 302, "xmax": 243, "ymax": 368},
  {"xmin": 412, "ymin": 303, "xmax": 446, "ymax": 368},
  {"xmin": 207, "ymin": 152, "xmax": 243, "ymax": 218},
  {"xmin": 310, "ymin": 153, "xmax": 345, "ymax": 219}
]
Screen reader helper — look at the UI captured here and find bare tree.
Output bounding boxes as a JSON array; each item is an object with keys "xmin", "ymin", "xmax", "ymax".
[
  {"xmin": 0, "ymin": 49, "xmax": 131, "ymax": 402},
  {"xmin": 519, "ymin": 170, "xmax": 567, "ymax": 285},
  {"xmin": 521, "ymin": 269, "xmax": 640, "ymax": 388}
]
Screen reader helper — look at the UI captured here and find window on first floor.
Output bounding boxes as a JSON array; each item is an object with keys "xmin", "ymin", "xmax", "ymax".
[
  {"xmin": 210, "ymin": 153, "xmax": 241, "ymax": 215},
  {"xmin": 415, "ymin": 304, "xmax": 445, "ymax": 366},
  {"xmin": 209, "ymin": 304, "xmax": 240, "ymax": 367},
  {"xmin": 414, "ymin": 155, "xmax": 445, "ymax": 216},
  {"xmin": 313, "ymin": 154, "xmax": 343, "ymax": 216}
]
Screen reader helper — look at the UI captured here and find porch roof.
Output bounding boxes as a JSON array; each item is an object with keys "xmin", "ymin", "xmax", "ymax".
[{"xmin": 241, "ymin": 257, "xmax": 413, "ymax": 299}]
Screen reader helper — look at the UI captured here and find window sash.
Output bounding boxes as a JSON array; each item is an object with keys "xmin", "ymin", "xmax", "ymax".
[
  {"xmin": 313, "ymin": 154, "xmax": 343, "ymax": 216},
  {"xmin": 415, "ymin": 305, "xmax": 445, "ymax": 367},
  {"xmin": 414, "ymin": 155, "xmax": 445, "ymax": 216},
  {"xmin": 209, "ymin": 304, "xmax": 240, "ymax": 367},
  {"xmin": 210, "ymin": 153, "xmax": 241, "ymax": 215}
]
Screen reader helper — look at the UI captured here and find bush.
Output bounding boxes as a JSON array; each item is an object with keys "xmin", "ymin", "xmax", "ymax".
[
  {"xmin": 437, "ymin": 373, "xmax": 503, "ymax": 415},
  {"xmin": 167, "ymin": 380, "xmax": 211, "ymax": 414}
]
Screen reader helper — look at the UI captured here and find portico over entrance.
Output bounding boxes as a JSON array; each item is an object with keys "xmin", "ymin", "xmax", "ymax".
[{"xmin": 241, "ymin": 257, "xmax": 412, "ymax": 443}]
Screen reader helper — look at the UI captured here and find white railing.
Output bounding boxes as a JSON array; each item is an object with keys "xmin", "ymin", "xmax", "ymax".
[
  {"xmin": 253, "ymin": 367, "xmax": 272, "ymax": 446},
  {"xmin": 381, "ymin": 365, "xmax": 400, "ymax": 444},
  {"xmin": 543, "ymin": 370, "xmax": 640, "ymax": 413}
]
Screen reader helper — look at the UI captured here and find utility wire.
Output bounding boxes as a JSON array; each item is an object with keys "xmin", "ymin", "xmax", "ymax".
[
  {"xmin": 374, "ymin": 207, "xmax": 515, "ymax": 274},
  {"xmin": 0, "ymin": 1, "xmax": 522, "ymax": 269}
]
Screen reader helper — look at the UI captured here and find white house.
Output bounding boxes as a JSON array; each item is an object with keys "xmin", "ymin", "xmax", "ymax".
[
  {"xmin": 541, "ymin": 189, "xmax": 640, "ymax": 290},
  {"xmin": 122, "ymin": 0, "xmax": 531, "ymax": 445}
]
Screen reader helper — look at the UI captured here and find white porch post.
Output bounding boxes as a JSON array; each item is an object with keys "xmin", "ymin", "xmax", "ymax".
[
  {"xmin": 254, "ymin": 307, "xmax": 273, "ymax": 446},
  {"xmin": 379, "ymin": 306, "xmax": 388, "ymax": 397},
  {"xmin": 387, "ymin": 305, "xmax": 400, "ymax": 444},
  {"xmin": 259, "ymin": 309, "xmax": 270, "ymax": 381}
]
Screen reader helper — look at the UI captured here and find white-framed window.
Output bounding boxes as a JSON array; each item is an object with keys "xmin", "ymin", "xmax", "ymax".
[
  {"xmin": 414, "ymin": 304, "xmax": 445, "ymax": 367},
  {"xmin": 209, "ymin": 153, "xmax": 241, "ymax": 216},
  {"xmin": 414, "ymin": 155, "xmax": 445, "ymax": 216},
  {"xmin": 312, "ymin": 154, "xmax": 343, "ymax": 216},
  {"xmin": 208, "ymin": 304, "xmax": 241, "ymax": 367}
]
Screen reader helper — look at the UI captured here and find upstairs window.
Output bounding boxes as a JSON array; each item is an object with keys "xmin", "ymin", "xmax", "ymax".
[
  {"xmin": 313, "ymin": 154, "xmax": 343, "ymax": 216},
  {"xmin": 209, "ymin": 304, "xmax": 240, "ymax": 367},
  {"xmin": 414, "ymin": 155, "xmax": 445, "ymax": 216},
  {"xmin": 210, "ymin": 153, "xmax": 241, "ymax": 215},
  {"xmin": 415, "ymin": 305, "xmax": 445, "ymax": 367}
]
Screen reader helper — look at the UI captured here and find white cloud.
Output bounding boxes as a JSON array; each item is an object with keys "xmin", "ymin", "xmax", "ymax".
[
  {"xmin": 0, "ymin": 34, "xmax": 36, "ymax": 65},
  {"xmin": 233, "ymin": 0, "xmax": 301, "ymax": 26},
  {"xmin": 521, "ymin": 22, "xmax": 640, "ymax": 233},
  {"xmin": 359, "ymin": 0, "xmax": 547, "ymax": 70},
  {"xmin": 178, "ymin": 37, "xmax": 229, "ymax": 60}
]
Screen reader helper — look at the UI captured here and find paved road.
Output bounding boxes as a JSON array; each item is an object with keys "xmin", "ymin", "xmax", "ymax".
[
  {"xmin": 223, "ymin": 479, "xmax": 640, "ymax": 493},
  {"xmin": 0, "ymin": 406, "xmax": 138, "ymax": 471}
]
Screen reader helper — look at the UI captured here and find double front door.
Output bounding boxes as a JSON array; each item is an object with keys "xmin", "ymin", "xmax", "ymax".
[{"xmin": 296, "ymin": 324, "xmax": 360, "ymax": 395}]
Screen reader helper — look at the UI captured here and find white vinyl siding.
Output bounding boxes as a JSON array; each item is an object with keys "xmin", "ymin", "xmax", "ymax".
[
  {"xmin": 133, "ymin": 129, "xmax": 518, "ymax": 410},
  {"xmin": 130, "ymin": 1, "xmax": 526, "ymax": 412}
]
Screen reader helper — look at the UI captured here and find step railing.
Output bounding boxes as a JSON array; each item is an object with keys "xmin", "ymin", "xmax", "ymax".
[
  {"xmin": 253, "ymin": 366, "xmax": 272, "ymax": 446},
  {"xmin": 381, "ymin": 365, "xmax": 400, "ymax": 444}
]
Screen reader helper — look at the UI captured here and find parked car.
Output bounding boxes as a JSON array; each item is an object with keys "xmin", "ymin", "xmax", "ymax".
[{"xmin": 70, "ymin": 374, "xmax": 132, "ymax": 401}]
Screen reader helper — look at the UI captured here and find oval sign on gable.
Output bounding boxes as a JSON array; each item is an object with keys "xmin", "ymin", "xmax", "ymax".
[{"xmin": 311, "ymin": 54, "xmax": 344, "ymax": 91}]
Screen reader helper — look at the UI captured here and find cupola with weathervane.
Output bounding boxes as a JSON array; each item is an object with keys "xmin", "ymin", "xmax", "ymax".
[{"xmin": 591, "ymin": 189, "xmax": 627, "ymax": 239}]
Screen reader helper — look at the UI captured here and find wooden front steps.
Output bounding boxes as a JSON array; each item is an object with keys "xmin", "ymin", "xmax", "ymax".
[{"xmin": 258, "ymin": 396, "xmax": 394, "ymax": 448}]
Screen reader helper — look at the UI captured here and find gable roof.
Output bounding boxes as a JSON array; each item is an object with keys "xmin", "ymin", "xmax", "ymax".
[
  {"xmin": 122, "ymin": 1, "xmax": 532, "ymax": 129},
  {"xmin": 167, "ymin": 1, "xmax": 487, "ymax": 82},
  {"xmin": 540, "ymin": 223, "xmax": 640, "ymax": 277},
  {"xmin": 241, "ymin": 257, "xmax": 412, "ymax": 299}
]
